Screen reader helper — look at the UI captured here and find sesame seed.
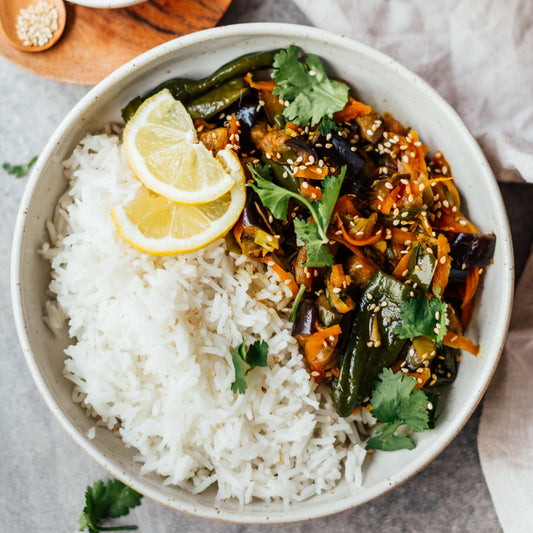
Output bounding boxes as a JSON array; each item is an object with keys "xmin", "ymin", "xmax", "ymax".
[
  {"xmin": 332, "ymin": 287, "xmax": 342, "ymax": 294},
  {"xmin": 385, "ymin": 182, "xmax": 393, "ymax": 190},
  {"xmin": 440, "ymin": 256, "xmax": 447, "ymax": 264},
  {"xmin": 325, "ymin": 143, "xmax": 333, "ymax": 149},
  {"xmin": 367, "ymin": 293, "xmax": 373, "ymax": 300}
]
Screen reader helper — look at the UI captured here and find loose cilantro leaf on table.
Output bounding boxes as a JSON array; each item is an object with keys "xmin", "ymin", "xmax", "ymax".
[
  {"xmin": 395, "ymin": 286, "xmax": 449, "ymax": 345},
  {"xmin": 248, "ymin": 163, "xmax": 345, "ymax": 267},
  {"xmin": 79, "ymin": 479, "xmax": 142, "ymax": 533},
  {"xmin": 272, "ymin": 45, "xmax": 349, "ymax": 133},
  {"xmin": 231, "ymin": 339, "xmax": 269, "ymax": 394},
  {"xmin": 3, "ymin": 155, "xmax": 37, "ymax": 178},
  {"xmin": 366, "ymin": 368, "xmax": 430, "ymax": 451}
]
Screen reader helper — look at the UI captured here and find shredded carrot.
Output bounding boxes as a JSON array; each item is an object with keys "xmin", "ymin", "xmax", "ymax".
[
  {"xmin": 392, "ymin": 246, "xmax": 414, "ymax": 281},
  {"xmin": 418, "ymin": 176, "xmax": 455, "ymax": 192},
  {"xmin": 377, "ymin": 184, "xmax": 401, "ymax": 215},
  {"xmin": 337, "ymin": 218, "xmax": 382, "ymax": 247},
  {"xmin": 300, "ymin": 181, "xmax": 323, "ymax": 200},
  {"xmin": 434, "ymin": 209, "xmax": 479, "ymax": 233},
  {"xmin": 293, "ymin": 165, "xmax": 326, "ymax": 181},
  {"xmin": 243, "ymin": 72, "xmax": 276, "ymax": 91},
  {"xmin": 405, "ymin": 368, "xmax": 432, "ymax": 389},
  {"xmin": 432, "ymin": 233, "xmax": 451, "ymax": 294},
  {"xmin": 258, "ymin": 256, "xmax": 299, "ymax": 298},
  {"xmin": 330, "ymin": 264, "xmax": 346, "ymax": 287},
  {"xmin": 462, "ymin": 267, "xmax": 480, "ymax": 308},
  {"xmin": 443, "ymin": 331, "xmax": 479, "ymax": 356},
  {"xmin": 351, "ymin": 405, "xmax": 362, "ymax": 416},
  {"xmin": 390, "ymin": 227, "xmax": 417, "ymax": 244},
  {"xmin": 304, "ymin": 324, "xmax": 343, "ymax": 376},
  {"xmin": 333, "ymin": 96, "xmax": 372, "ymax": 122}
]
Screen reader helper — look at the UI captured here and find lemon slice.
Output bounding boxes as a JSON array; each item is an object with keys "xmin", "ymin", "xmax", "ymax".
[
  {"xmin": 123, "ymin": 89, "xmax": 235, "ymax": 204},
  {"xmin": 111, "ymin": 150, "xmax": 246, "ymax": 255}
]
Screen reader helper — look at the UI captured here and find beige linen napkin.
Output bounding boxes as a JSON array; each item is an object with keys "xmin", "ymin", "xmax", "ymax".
[{"xmin": 292, "ymin": 1, "xmax": 533, "ymax": 531}]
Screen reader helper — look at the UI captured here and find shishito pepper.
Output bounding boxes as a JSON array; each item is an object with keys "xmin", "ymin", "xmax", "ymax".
[
  {"xmin": 185, "ymin": 78, "xmax": 249, "ymax": 120},
  {"xmin": 122, "ymin": 49, "xmax": 280, "ymax": 122},
  {"xmin": 331, "ymin": 270, "xmax": 413, "ymax": 417}
]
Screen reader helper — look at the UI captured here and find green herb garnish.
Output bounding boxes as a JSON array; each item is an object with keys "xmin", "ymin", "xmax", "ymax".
[
  {"xmin": 366, "ymin": 368, "xmax": 430, "ymax": 451},
  {"xmin": 289, "ymin": 284, "xmax": 307, "ymax": 322},
  {"xmin": 248, "ymin": 164, "xmax": 345, "ymax": 267},
  {"xmin": 231, "ymin": 339, "xmax": 269, "ymax": 394},
  {"xmin": 79, "ymin": 479, "xmax": 142, "ymax": 533},
  {"xmin": 272, "ymin": 45, "xmax": 349, "ymax": 133},
  {"xmin": 395, "ymin": 286, "xmax": 449, "ymax": 345},
  {"xmin": 3, "ymin": 155, "xmax": 37, "ymax": 178}
]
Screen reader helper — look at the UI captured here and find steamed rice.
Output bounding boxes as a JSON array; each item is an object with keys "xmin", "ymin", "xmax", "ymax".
[{"xmin": 43, "ymin": 133, "xmax": 368, "ymax": 504}]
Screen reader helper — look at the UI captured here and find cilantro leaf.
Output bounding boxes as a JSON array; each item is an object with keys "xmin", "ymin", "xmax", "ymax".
[
  {"xmin": 244, "ymin": 340, "xmax": 269, "ymax": 367},
  {"xmin": 272, "ymin": 46, "xmax": 349, "ymax": 129},
  {"xmin": 231, "ymin": 343, "xmax": 248, "ymax": 394},
  {"xmin": 248, "ymin": 164, "xmax": 345, "ymax": 267},
  {"xmin": 293, "ymin": 217, "xmax": 334, "ymax": 267},
  {"xmin": 231, "ymin": 339, "xmax": 270, "ymax": 394},
  {"xmin": 3, "ymin": 155, "xmax": 37, "ymax": 178},
  {"xmin": 248, "ymin": 164, "xmax": 292, "ymax": 221},
  {"xmin": 366, "ymin": 368, "xmax": 430, "ymax": 452},
  {"xmin": 395, "ymin": 287, "xmax": 449, "ymax": 345},
  {"xmin": 79, "ymin": 479, "xmax": 142, "ymax": 533},
  {"xmin": 313, "ymin": 170, "xmax": 345, "ymax": 230}
]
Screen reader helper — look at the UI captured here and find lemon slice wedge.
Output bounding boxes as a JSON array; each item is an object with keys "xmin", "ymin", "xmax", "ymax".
[
  {"xmin": 123, "ymin": 89, "xmax": 235, "ymax": 204},
  {"xmin": 111, "ymin": 150, "xmax": 246, "ymax": 255}
]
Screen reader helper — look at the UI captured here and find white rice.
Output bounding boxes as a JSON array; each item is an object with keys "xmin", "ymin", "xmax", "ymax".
[{"xmin": 43, "ymin": 133, "xmax": 367, "ymax": 504}]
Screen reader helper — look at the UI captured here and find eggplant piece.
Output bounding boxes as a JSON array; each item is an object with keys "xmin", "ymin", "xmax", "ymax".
[
  {"xmin": 241, "ymin": 189, "xmax": 272, "ymax": 234},
  {"xmin": 448, "ymin": 268, "xmax": 469, "ymax": 282},
  {"xmin": 285, "ymin": 139, "xmax": 320, "ymax": 162},
  {"xmin": 291, "ymin": 299, "xmax": 319, "ymax": 338},
  {"xmin": 450, "ymin": 233, "xmax": 496, "ymax": 269},
  {"xmin": 315, "ymin": 132, "xmax": 364, "ymax": 175},
  {"xmin": 225, "ymin": 96, "xmax": 262, "ymax": 155}
]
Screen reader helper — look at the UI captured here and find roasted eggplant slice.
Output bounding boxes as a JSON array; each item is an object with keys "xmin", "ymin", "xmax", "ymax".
[{"xmin": 450, "ymin": 233, "xmax": 496, "ymax": 269}]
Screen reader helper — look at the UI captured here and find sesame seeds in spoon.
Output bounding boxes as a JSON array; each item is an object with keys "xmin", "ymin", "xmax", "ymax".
[{"xmin": 0, "ymin": 0, "xmax": 66, "ymax": 52}]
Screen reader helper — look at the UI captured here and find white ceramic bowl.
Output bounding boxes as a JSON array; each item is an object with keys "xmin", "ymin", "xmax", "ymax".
[
  {"xmin": 68, "ymin": 0, "xmax": 145, "ymax": 8},
  {"xmin": 11, "ymin": 23, "xmax": 514, "ymax": 523}
]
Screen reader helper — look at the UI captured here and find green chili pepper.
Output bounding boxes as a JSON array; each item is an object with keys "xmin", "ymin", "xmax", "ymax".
[
  {"xmin": 185, "ymin": 77, "xmax": 249, "ymax": 120},
  {"xmin": 261, "ymin": 156, "xmax": 301, "ymax": 195},
  {"xmin": 331, "ymin": 270, "xmax": 412, "ymax": 417},
  {"xmin": 407, "ymin": 242, "xmax": 437, "ymax": 292},
  {"xmin": 121, "ymin": 50, "xmax": 280, "ymax": 122}
]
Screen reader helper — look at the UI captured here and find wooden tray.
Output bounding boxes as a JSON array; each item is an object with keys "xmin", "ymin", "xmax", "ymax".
[{"xmin": 0, "ymin": 0, "xmax": 232, "ymax": 85}]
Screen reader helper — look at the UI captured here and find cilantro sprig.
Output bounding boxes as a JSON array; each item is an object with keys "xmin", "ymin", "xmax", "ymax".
[
  {"xmin": 272, "ymin": 45, "xmax": 349, "ymax": 133},
  {"xmin": 366, "ymin": 368, "xmax": 430, "ymax": 451},
  {"xmin": 79, "ymin": 479, "xmax": 142, "ymax": 533},
  {"xmin": 248, "ymin": 164, "xmax": 345, "ymax": 267},
  {"xmin": 231, "ymin": 339, "xmax": 269, "ymax": 394},
  {"xmin": 395, "ymin": 286, "xmax": 449, "ymax": 345},
  {"xmin": 3, "ymin": 155, "xmax": 37, "ymax": 178}
]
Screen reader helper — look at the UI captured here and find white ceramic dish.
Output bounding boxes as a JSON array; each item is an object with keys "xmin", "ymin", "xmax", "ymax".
[
  {"xmin": 67, "ymin": 0, "xmax": 145, "ymax": 8},
  {"xmin": 11, "ymin": 23, "xmax": 514, "ymax": 523}
]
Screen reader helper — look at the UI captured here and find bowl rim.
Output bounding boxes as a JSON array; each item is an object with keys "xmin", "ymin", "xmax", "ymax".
[
  {"xmin": 67, "ymin": 0, "xmax": 146, "ymax": 8},
  {"xmin": 11, "ymin": 22, "xmax": 514, "ymax": 524}
]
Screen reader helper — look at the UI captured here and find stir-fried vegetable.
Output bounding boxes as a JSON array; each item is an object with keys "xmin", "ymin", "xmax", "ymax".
[{"xmin": 127, "ymin": 46, "xmax": 495, "ymax": 450}]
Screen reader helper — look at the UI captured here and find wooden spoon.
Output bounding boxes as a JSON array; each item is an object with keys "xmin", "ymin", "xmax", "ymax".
[{"xmin": 0, "ymin": 0, "xmax": 66, "ymax": 53}]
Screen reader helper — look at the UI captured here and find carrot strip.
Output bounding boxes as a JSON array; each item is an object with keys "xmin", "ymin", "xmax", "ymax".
[
  {"xmin": 243, "ymin": 72, "xmax": 276, "ymax": 91},
  {"xmin": 432, "ymin": 233, "xmax": 451, "ymax": 294},
  {"xmin": 392, "ymin": 246, "xmax": 414, "ymax": 281},
  {"xmin": 462, "ymin": 267, "xmax": 480, "ymax": 308},
  {"xmin": 419, "ymin": 176, "xmax": 455, "ymax": 191},
  {"xmin": 304, "ymin": 324, "xmax": 343, "ymax": 377},
  {"xmin": 405, "ymin": 368, "xmax": 432, "ymax": 389},
  {"xmin": 258, "ymin": 256, "xmax": 299, "ymax": 298},
  {"xmin": 443, "ymin": 331, "xmax": 480, "ymax": 356},
  {"xmin": 333, "ymin": 96, "xmax": 372, "ymax": 122}
]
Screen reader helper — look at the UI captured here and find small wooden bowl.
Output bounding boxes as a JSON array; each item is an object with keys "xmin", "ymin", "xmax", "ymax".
[{"xmin": 0, "ymin": 0, "xmax": 66, "ymax": 53}]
